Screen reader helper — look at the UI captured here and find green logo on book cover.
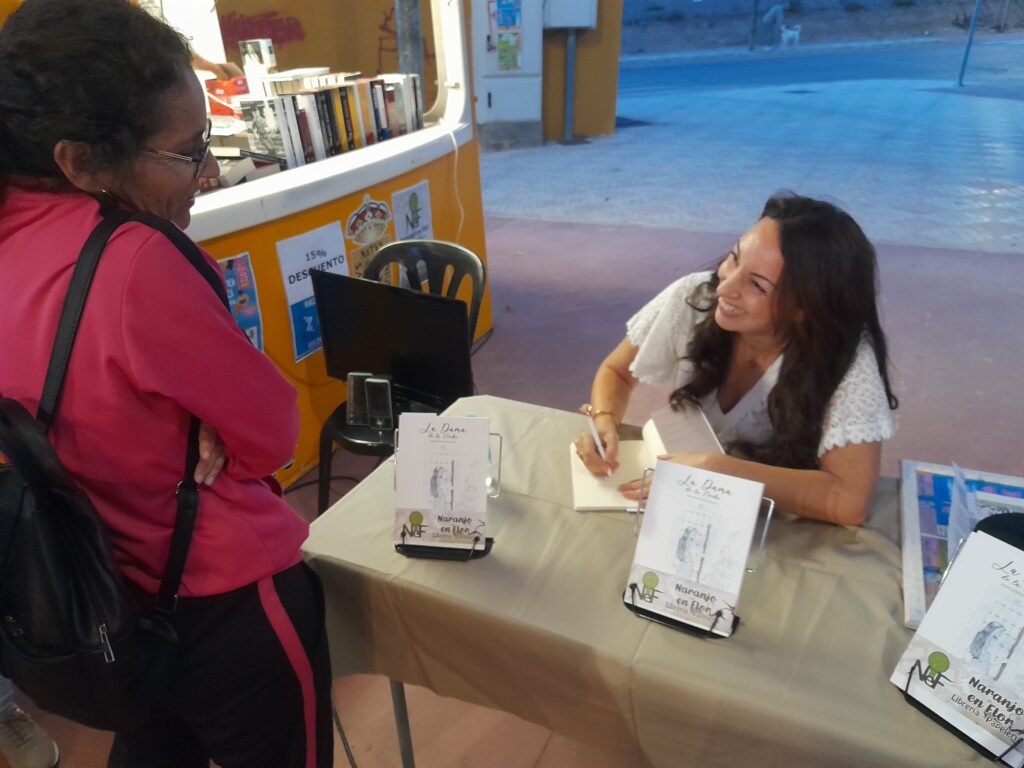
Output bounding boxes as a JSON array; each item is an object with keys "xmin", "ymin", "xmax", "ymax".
[
  {"xmin": 639, "ymin": 571, "xmax": 660, "ymax": 602},
  {"xmin": 909, "ymin": 651, "xmax": 950, "ymax": 689},
  {"xmin": 405, "ymin": 511, "xmax": 426, "ymax": 538}
]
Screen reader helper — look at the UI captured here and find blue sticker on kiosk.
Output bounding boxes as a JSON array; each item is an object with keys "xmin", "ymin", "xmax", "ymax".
[
  {"xmin": 496, "ymin": 0, "xmax": 521, "ymax": 28},
  {"xmin": 289, "ymin": 295, "xmax": 322, "ymax": 361},
  {"xmin": 218, "ymin": 252, "xmax": 264, "ymax": 351},
  {"xmin": 275, "ymin": 222, "xmax": 349, "ymax": 362}
]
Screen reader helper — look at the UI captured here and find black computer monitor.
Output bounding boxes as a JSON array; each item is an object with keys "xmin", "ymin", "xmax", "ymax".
[{"xmin": 311, "ymin": 269, "xmax": 474, "ymax": 410}]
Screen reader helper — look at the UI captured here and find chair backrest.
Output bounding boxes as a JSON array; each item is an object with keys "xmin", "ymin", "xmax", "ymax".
[{"xmin": 362, "ymin": 240, "xmax": 486, "ymax": 343}]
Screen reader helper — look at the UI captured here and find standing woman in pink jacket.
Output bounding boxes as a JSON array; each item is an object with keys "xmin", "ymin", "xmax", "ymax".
[{"xmin": 0, "ymin": 1, "xmax": 332, "ymax": 765}]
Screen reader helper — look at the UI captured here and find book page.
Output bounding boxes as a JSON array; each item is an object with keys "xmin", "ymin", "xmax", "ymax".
[
  {"xmin": 570, "ymin": 404, "xmax": 720, "ymax": 512},
  {"xmin": 568, "ymin": 441, "xmax": 651, "ymax": 512},
  {"xmin": 646, "ymin": 404, "xmax": 723, "ymax": 456}
]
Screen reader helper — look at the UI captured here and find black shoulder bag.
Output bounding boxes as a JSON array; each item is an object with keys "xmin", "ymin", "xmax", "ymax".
[{"xmin": 0, "ymin": 208, "xmax": 229, "ymax": 731}]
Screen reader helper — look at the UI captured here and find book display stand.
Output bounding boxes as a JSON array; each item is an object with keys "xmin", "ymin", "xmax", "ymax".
[
  {"xmin": 897, "ymin": 513, "xmax": 1024, "ymax": 765},
  {"xmin": 622, "ymin": 466, "xmax": 776, "ymax": 640},
  {"xmin": 901, "ymin": 666, "xmax": 1024, "ymax": 764},
  {"xmin": 623, "ymin": 582, "xmax": 739, "ymax": 639},
  {"xmin": 394, "ymin": 533, "xmax": 495, "ymax": 560},
  {"xmin": 392, "ymin": 429, "xmax": 502, "ymax": 561}
]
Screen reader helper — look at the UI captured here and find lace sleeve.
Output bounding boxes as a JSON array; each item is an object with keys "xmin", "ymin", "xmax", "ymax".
[
  {"xmin": 626, "ymin": 272, "xmax": 712, "ymax": 386},
  {"xmin": 818, "ymin": 339, "xmax": 896, "ymax": 457}
]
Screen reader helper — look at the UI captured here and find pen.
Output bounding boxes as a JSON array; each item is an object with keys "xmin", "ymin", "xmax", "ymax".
[{"xmin": 587, "ymin": 415, "xmax": 610, "ymax": 468}]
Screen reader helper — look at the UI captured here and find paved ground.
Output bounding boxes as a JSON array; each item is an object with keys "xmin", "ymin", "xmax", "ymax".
[{"xmin": 480, "ymin": 37, "xmax": 1024, "ymax": 254}]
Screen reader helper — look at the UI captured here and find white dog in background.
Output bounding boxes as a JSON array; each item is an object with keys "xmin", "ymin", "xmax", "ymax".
[{"xmin": 780, "ymin": 24, "xmax": 802, "ymax": 47}]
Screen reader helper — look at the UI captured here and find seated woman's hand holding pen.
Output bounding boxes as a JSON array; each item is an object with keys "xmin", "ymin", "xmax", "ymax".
[{"xmin": 574, "ymin": 405, "xmax": 620, "ymax": 477}]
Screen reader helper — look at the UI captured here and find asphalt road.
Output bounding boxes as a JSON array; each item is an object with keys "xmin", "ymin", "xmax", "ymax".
[{"xmin": 619, "ymin": 37, "xmax": 1024, "ymax": 94}]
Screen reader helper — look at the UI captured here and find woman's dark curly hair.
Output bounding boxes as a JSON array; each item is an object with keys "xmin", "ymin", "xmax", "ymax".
[
  {"xmin": 671, "ymin": 193, "xmax": 898, "ymax": 469},
  {"xmin": 0, "ymin": 0, "xmax": 191, "ymax": 195}
]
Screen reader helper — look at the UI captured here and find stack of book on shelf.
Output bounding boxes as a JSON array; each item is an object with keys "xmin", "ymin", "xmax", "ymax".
[
  {"xmin": 259, "ymin": 68, "xmax": 359, "ymax": 96},
  {"xmin": 210, "ymin": 148, "xmax": 283, "ymax": 187},
  {"xmin": 236, "ymin": 71, "xmax": 427, "ymax": 171}
]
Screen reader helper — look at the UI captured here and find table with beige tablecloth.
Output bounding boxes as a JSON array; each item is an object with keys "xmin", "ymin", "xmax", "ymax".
[{"xmin": 304, "ymin": 395, "xmax": 982, "ymax": 767}]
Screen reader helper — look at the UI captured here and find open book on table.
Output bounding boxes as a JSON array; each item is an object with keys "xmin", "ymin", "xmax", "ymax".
[
  {"xmin": 623, "ymin": 460, "xmax": 764, "ymax": 637},
  {"xmin": 569, "ymin": 404, "xmax": 723, "ymax": 512}
]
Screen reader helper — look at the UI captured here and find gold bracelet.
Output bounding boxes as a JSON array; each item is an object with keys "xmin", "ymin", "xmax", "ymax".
[{"xmin": 580, "ymin": 403, "xmax": 618, "ymax": 424}]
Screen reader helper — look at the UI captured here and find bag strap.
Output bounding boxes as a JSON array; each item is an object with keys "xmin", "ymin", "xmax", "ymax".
[
  {"xmin": 127, "ymin": 213, "xmax": 230, "ymax": 617},
  {"xmin": 35, "ymin": 207, "xmax": 231, "ymax": 617},
  {"xmin": 154, "ymin": 415, "xmax": 200, "ymax": 618},
  {"xmin": 128, "ymin": 211, "xmax": 229, "ymax": 309},
  {"xmin": 36, "ymin": 209, "xmax": 133, "ymax": 431}
]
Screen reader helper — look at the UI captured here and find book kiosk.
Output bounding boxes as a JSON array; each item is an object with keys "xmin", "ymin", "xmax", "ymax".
[{"xmin": 183, "ymin": 0, "xmax": 494, "ymax": 488}]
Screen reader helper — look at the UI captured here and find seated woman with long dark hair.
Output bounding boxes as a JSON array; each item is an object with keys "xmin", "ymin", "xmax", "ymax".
[
  {"xmin": 575, "ymin": 194, "xmax": 898, "ymax": 526},
  {"xmin": 0, "ymin": 1, "xmax": 332, "ymax": 765}
]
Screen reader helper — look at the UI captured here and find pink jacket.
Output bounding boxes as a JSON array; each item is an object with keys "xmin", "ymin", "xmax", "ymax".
[{"xmin": 0, "ymin": 186, "xmax": 307, "ymax": 596}]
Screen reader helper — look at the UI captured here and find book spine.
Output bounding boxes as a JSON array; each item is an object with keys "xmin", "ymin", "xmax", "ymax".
[
  {"xmin": 409, "ymin": 73, "xmax": 424, "ymax": 130},
  {"xmin": 369, "ymin": 79, "xmax": 389, "ymax": 141},
  {"xmin": 290, "ymin": 96, "xmax": 313, "ymax": 165},
  {"xmin": 354, "ymin": 81, "xmax": 375, "ymax": 146},
  {"xmin": 239, "ymin": 148, "xmax": 286, "ymax": 165},
  {"xmin": 383, "ymin": 83, "xmax": 408, "ymax": 137},
  {"xmin": 337, "ymin": 86, "xmax": 357, "ymax": 152},
  {"xmin": 316, "ymin": 90, "xmax": 339, "ymax": 156},
  {"xmin": 270, "ymin": 97, "xmax": 300, "ymax": 169},
  {"xmin": 400, "ymin": 76, "xmax": 417, "ymax": 132},
  {"xmin": 297, "ymin": 93, "xmax": 328, "ymax": 161}
]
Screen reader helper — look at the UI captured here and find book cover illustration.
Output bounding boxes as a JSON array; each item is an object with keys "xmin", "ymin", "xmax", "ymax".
[
  {"xmin": 394, "ymin": 414, "xmax": 490, "ymax": 550},
  {"xmin": 892, "ymin": 531, "xmax": 1024, "ymax": 765},
  {"xmin": 625, "ymin": 460, "xmax": 763, "ymax": 637},
  {"xmin": 239, "ymin": 99, "xmax": 287, "ymax": 164}
]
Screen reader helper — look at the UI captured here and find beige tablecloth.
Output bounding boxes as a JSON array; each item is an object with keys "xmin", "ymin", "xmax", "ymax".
[{"xmin": 304, "ymin": 395, "xmax": 982, "ymax": 767}]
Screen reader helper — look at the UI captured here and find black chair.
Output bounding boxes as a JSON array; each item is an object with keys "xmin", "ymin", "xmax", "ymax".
[
  {"xmin": 316, "ymin": 240, "xmax": 486, "ymax": 515},
  {"xmin": 362, "ymin": 239, "xmax": 486, "ymax": 343}
]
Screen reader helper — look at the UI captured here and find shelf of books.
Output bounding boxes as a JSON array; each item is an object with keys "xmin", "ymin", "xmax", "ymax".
[
  {"xmin": 210, "ymin": 69, "xmax": 426, "ymax": 183},
  {"xmin": 185, "ymin": 0, "xmax": 492, "ymax": 489}
]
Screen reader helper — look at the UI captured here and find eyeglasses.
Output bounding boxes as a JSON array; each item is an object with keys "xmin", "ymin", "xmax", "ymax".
[{"xmin": 138, "ymin": 119, "xmax": 212, "ymax": 178}]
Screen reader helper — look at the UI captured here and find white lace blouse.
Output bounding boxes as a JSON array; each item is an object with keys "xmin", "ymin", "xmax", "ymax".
[{"xmin": 626, "ymin": 271, "xmax": 895, "ymax": 458}]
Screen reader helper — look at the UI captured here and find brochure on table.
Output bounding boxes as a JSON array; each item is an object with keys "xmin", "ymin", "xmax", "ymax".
[
  {"xmin": 394, "ymin": 413, "xmax": 490, "ymax": 550},
  {"xmin": 892, "ymin": 530, "xmax": 1024, "ymax": 765},
  {"xmin": 900, "ymin": 460, "xmax": 1024, "ymax": 628},
  {"xmin": 569, "ymin": 405, "xmax": 723, "ymax": 512},
  {"xmin": 624, "ymin": 460, "xmax": 763, "ymax": 637}
]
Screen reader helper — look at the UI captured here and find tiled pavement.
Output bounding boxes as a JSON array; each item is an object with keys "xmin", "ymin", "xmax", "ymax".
[{"xmin": 480, "ymin": 39, "xmax": 1024, "ymax": 254}]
